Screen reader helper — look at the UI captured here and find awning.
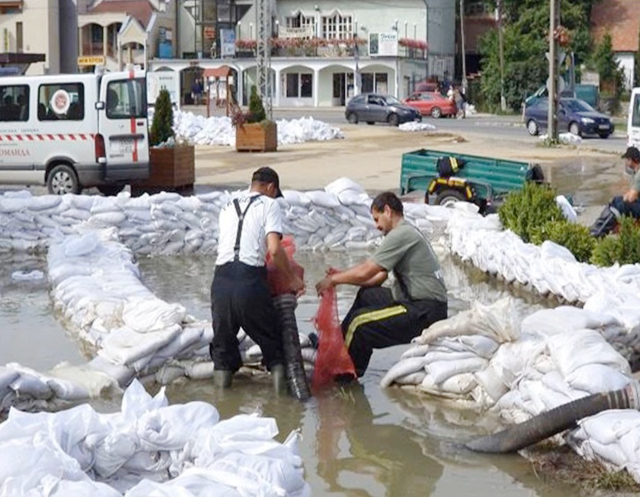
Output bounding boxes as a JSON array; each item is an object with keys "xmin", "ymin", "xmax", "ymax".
[
  {"xmin": 0, "ymin": 52, "xmax": 46, "ymax": 66},
  {"xmin": 203, "ymin": 66, "xmax": 231, "ymax": 79}
]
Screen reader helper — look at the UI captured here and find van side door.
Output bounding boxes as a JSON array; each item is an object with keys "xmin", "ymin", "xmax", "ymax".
[
  {"xmin": 0, "ymin": 82, "xmax": 36, "ymax": 184},
  {"xmin": 98, "ymin": 71, "xmax": 149, "ymax": 182}
]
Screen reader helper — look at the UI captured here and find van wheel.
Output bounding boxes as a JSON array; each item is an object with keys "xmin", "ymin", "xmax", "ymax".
[
  {"xmin": 47, "ymin": 164, "xmax": 81, "ymax": 195},
  {"xmin": 97, "ymin": 184, "xmax": 125, "ymax": 196}
]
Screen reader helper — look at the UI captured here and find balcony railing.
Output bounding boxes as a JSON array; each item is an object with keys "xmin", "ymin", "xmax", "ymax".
[{"xmin": 233, "ymin": 37, "xmax": 427, "ymax": 60}]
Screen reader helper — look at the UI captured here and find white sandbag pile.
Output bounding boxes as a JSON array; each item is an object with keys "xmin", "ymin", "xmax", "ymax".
[
  {"xmin": 383, "ymin": 299, "xmax": 640, "ymax": 480},
  {"xmin": 398, "ymin": 122, "xmax": 437, "ymax": 132},
  {"xmin": 0, "ymin": 379, "xmax": 310, "ymax": 496},
  {"xmin": 172, "ymin": 110, "xmax": 344, "ymax": 146},
  {"xmin": 0, "ymin": 180, "xmax": 455, "ymax": 256},
  {"xmin": 539, "ymin": 132, "xmax": 583, "ymax": 145},
  {"xmin": 0, "ymin": 228, "xmax": 321, "ymax": 414},
  {"xmin": 447, "ymin": 206, "xmax": 640, "ymax": 305}
]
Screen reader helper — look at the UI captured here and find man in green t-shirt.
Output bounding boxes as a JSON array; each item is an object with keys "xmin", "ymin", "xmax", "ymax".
[
  {"xmin": 316, "ymin": 192, "xmax": 448, "ymax": 378},
  {"xmin": 590, "ymin": 146, "xmax": 640, "ymax": 237}
]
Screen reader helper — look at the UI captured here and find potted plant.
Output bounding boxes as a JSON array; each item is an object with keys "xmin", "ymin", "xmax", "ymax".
[
  {"xmin": 234, "ymin": 85, "xmax": 277, "ymax": 152},
  {"xmin": 132, "ymin": 89, "xmax": 195, "ymax": 195}
]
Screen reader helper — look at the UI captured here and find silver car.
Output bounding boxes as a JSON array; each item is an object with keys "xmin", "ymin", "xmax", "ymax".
[{"xmin": 345, "ymin": 93, "xmax": 422, "ymax": 126}]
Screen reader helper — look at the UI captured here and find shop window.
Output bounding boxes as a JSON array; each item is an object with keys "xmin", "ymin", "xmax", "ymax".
[
  {"xmin": 375, "ymin": 73, "xmax": 388, "ymax": 94},
  {"xmin": 0, "ymin": 84, "xmax": 29, "ymax": 122},
  {"xmin": 361, "ymin": 73, "xmax": 374, "ymax": 93},
  {"xmin": 284, "ymin": 73, "xmax": 313, "ymax": 98},
  {"xmin": 38, "ymin": 83, "xmax": 84, "ymax": 121}
]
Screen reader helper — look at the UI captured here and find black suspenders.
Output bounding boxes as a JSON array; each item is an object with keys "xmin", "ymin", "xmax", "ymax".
[{"xmin": 232, "ymin": 195, "xmax": 261, "ymax": 261}]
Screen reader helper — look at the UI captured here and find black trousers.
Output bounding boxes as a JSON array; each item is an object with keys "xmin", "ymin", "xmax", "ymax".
[
  {"xmin": 341, "ymin": 287, "xmax": 448, "ymax": 377},
  {"xmin": 210, "ymin": 261, "xmax": 283, "ymax": 372}
]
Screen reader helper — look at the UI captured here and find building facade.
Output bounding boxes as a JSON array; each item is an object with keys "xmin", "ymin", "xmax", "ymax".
[
  {"xmin": 149, "ymin": 0, "xmax": 456, "ymax": 107},
  {"xmin": 0, "ymin": 0, "xmax": 63, "ymax": 75},
  {"xmin": 76, "ymin": 0, "xmax": 175, "ymax": 72}
]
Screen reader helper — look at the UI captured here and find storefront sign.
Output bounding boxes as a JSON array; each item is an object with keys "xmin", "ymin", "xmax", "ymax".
[
  {"xmin": 77, "ymin": 55, "xmax": 106, "ymax": 66},
  {"xmin": 280, "ymin": 26, "xmax": 314, "ymax": 39},
  {"xmin": 220, "ymin": 29, "xmax": 236, "ymax": 57},
  {"xmin": 369, "ymin": 32, "xmax": 398, "ymax": 57}
]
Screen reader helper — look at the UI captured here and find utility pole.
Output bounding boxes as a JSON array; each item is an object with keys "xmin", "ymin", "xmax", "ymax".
[
  {"xmin": 459, "ymin": 0, "xmax": 467, "ymax": 93},
  {"xmin": 256, "ymin": 0, "xmax": 273, "ymax": 118},
  {"xmin": 423, "ymin": 0, "xmax": 429, "ymax": 77},
  {"xmin": 548, "ymin": 0, "xmax": 560, "ymax": 140},
  {"xmin": 498, "ymin": 0, "xmax": 506, "ymax": 111}
]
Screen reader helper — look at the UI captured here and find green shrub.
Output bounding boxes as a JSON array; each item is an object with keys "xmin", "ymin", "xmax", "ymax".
[
  {"xmin": 530, "ymin": 220, "xmax": 595, "ymax": 263},
  {"xmin": 247, "ymin": 85, "xmax": 266, "ymax": 124},
  {"xmin": 150, "ymin": 89, "xmax": 174, "ymax": 147},
  {"xmin": 498, "ymin": 183, "xmax": 564, "ymax": 243},
  {"xmin": 591, "ymin": 216, "xmax": 640, "ymax": 266}
]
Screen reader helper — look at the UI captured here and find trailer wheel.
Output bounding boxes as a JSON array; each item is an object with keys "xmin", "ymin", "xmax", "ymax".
[
  {"xmin": 435, "ymin": 188, "xmax": 467, "ymax": 207},
  {"xmin": 97, "ymin": 184, "xmax": 126, "ymax": 196},
  {"xmin": 47, "ymin": 164, "xmax": 81, "ymax": 195}
]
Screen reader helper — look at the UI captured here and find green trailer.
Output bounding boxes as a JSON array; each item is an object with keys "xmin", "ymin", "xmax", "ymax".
[{"xmin": 400, "ymin": 149, "xmax": 544, "ymax": 212}]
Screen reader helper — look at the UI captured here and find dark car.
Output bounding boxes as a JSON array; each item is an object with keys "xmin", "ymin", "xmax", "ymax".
[
  {"xmin": 525, "ymin": 97, "xmax": 614, "ymax": 138},
  {"xmin": 345, "ymin": 93, "xmax": 422, "ymax": 126}
]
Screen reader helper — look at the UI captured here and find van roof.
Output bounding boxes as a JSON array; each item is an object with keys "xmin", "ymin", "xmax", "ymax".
[{"xmin": 0, "ymin": 73, "xmax": 103, "ymax": 85}]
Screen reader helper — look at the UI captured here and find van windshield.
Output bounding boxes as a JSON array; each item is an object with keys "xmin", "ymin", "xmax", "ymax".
[{"xmin": 106, "ymin": 78, "xmax": 147, "ymax": 119}]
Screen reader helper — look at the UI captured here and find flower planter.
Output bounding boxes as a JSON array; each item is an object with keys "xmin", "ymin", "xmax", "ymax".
[
  {"xmin": 235, "ymin": 122, "xmax": 277, "ymax": 152},
  {"xmin": 131, "ymin": 144, "xmax": 195, "ymax": 196}
]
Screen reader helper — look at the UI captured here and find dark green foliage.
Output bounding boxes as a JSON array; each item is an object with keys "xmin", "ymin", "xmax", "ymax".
[
  {"xmin": 478, "ymin": 0, "xmax": 602, "ymax": 111},
  {"xmin": 530, "ymin": 220, "xmax": 595, "ymax": 262},
  {"xmin": 150, "ymin": 89, "xmax": 174, "ymax": 147},
  {"xmin": 247, "ymin": 85, "xmax": 266, "ymax": 124},
  {"xmin": 589, "ymin": 32, "xmax": 625, "ymax": 99},
  {"xmin": 591, "ymin": 216, "xmax": 640, "ymax": 266},
  {"xmin": 498, "ymin": 182, "xmax": 564, "ymax": 243}
]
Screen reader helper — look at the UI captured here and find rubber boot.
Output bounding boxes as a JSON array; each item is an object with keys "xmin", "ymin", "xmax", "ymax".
[
  {"xmin": 271, "ymin": 364, "xmax": 287, "ymax": 394},
  {"xmin": 589, "ymin": 206, "xmax": 619, "ymax": 238},
  {"xmin": 213, "ymin": 370, "xmax": 232, "ymax": 389}
]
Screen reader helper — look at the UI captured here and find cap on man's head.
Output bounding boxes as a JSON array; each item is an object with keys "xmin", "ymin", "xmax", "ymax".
[
  {"xmin": 251, "ymin": 166, "xmax": 283, "ymax": 197},
  {"xmin": 622, "ymin": 147, "xmax": 640, "ymax": 162}
]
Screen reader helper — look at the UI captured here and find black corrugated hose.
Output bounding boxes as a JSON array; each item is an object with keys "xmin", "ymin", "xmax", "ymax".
[
  {"xmin": 272, "ymin": 294, "xmax": 311, "ymax": 401},
  {"xmin": 466, "ymin": 381, "xmax": 640, "ymax": 453}
]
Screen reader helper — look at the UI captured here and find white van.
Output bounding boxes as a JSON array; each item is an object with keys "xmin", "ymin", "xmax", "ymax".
[
  {"xmin": 0, "ymin": 70, "xmax": 149, "ymax": 195},
  {"xmin": 628, "ymin": 88, "xmax": 640, "ymax": 147}
]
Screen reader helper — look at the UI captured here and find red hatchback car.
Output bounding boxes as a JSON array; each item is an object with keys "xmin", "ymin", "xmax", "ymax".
[{"xmin": 403, "ymin": 92, "xmax": 456, "ymax": 118}]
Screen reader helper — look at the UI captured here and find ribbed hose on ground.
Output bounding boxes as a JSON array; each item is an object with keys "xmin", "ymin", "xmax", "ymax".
[
  {"xmin": 466, "ymin": 381, "xmax": 640, "ymax": 453},
  {"xmin": 272, "ymin": 294, "xmax": 311, "ymax": 401}
]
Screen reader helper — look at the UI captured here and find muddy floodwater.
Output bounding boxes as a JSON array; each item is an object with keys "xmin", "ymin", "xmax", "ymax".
[{"xmin": 0, "ymin": 245, "xmax": 588, "ymax": 496}]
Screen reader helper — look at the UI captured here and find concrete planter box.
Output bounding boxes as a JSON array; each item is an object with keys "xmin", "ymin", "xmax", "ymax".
[
  {"xmin": 132, "ymin": 144, "xmax": 195, "ymax": 196},
  {"xmin": 235, "ymin": 122, "xmax": 277, "ymax": 152}
]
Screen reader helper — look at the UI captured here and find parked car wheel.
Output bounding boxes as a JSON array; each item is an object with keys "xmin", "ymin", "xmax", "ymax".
[
  {"xmin": 388, "ymin": 114, "xmax": 399, "ymax": 127},
  {"xmin": 431, "ymin": 107, "xmax": 442, "ymax": 118},
  {"xmin": 527, "ymin": 119, "xmax": 539, "ymax": 136},
  {"xmin": 599, "ymin": 132, "xmax": 611, "ymax": 139},
  {"xmin": 97, "ymin": 184, "xmax": 126, "ymax": 196},
  {"xmin": 47, "ymin": 164, "xmax": 81, "ymax": 195},
  {"xmin": 569, "ymin": 122, "xmax": 581, "ymax": 136},
  {"xmin": 367, "ymin": 121, "xmax": 375, "ymax": 125},
  {"xmin": 435, "ymin": 188, "xmax": 467, "ymax": 207},
  {"xmin": 347, "ymin": 112, "xmax": 359, "ymax": 124}
]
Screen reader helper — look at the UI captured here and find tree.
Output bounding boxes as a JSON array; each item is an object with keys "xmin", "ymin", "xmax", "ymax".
[
  {"xmin": 248, "ymin": 85, "xmax": 266, "ymax": 123},
  {"xmin": 478, "ymin": 0, "xmax": 602, "ymax": 111},
  {"xmin": 149, "ymin": 89, "xmax": 174, "ymax": 146},
  {"xmin": 590, "ymin": 32, "xmax": 624, "ymax": 97}
]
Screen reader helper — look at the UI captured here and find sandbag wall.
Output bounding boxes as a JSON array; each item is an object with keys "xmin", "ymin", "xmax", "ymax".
[{"xmin": 0, "ymin": 379, "xmax": 310, "ymax": 496}]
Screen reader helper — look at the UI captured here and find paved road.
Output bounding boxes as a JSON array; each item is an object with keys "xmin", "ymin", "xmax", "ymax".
[{"xmin": 190, "ymin": 104, "xmax": 627, "ymax": 155}]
